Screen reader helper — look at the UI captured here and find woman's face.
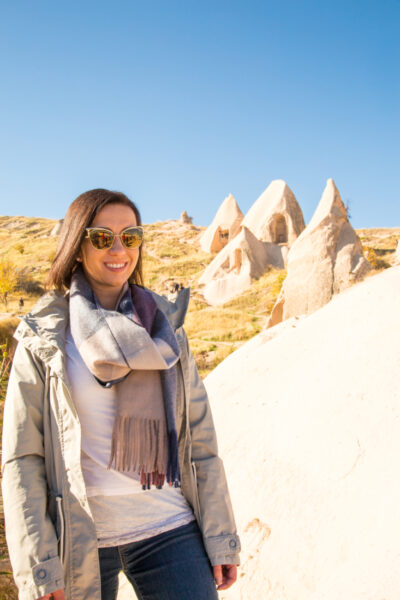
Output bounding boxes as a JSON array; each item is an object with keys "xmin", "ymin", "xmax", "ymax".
[{"xmin": 78, "ymin": 203, "xmax": 140, "ymax": 297}]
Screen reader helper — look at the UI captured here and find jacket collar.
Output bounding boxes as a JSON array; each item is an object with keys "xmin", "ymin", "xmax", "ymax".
[{"xmin": 14, "ymin": 286, "xmax": 190, "ymax": 373}]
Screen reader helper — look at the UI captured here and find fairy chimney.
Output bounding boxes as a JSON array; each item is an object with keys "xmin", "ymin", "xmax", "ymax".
[
  {"xmin": 180, "ymin": 210, "xmax": 193, "ymax": 224},
  {"xmin": 268, "ymin": 178, "xmax": 371, "ymax": 327},
  {"xmin": 199, "ymin": 226, "xmax": 283, "ymax": 305},
  {"xmin": 50, "ymin": 219, "xmax": 64, "ymax": 236},
  {"xmin": 200, "ymin": 194, "xmax": 244, "ymax": 253},
  {"xmin": 241, "ymin": 180, "xmax": 305, "ymax": 247}
]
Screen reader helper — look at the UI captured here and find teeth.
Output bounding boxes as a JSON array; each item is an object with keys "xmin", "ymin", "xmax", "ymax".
[{"xmin": 106, "ymin": 263, "xmax": 125, "ymax": 268}]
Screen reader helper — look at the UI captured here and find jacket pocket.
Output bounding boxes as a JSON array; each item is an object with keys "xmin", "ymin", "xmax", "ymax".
[
  {"xmin": 48, "ymin": 491, "xmax": 65, "ymax": 566},
  {"xmin": 191, "ymin": 461, "xmax": 202, "ymax": 528},
  {"xmin": 55, "ymin": 495, "xmax": 66, "ymax": 566}
]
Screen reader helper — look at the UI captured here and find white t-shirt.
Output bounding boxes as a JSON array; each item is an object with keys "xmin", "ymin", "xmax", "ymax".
[{"xmin": 65, "ymin": 327, "xmax": 194, "ymax": 547}]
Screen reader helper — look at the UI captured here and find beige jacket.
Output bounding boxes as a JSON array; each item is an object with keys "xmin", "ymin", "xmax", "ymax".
[{"xmin": 2, "ymin": 289, "xmax": 240, "ymax": 600}]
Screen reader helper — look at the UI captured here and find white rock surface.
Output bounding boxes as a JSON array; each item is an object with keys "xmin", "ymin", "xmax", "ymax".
[
  {"xmin": 200, "ymin": 194, "xmax": 244, "ymax": 253},
  {"xmin": 50, "ymin": 219, "xmax": 63, "ymax": 236},
  {"xmin": 241, "ymin": 179, "xmax": 305, "ymax": 247},
  {"xmin": 268, "ymin": 178, "xmax": 371, "ymax": 326},
  {"xmin": 204, "ymin": 266, "xmax": 400, "ymax": 600},
  {"xmin": 199, "ymin": 226, "xmax": 283, "ymax": 305},
  {"xmin": 396, "ymin": 240, "xmax": 400, "ymax": 263}
]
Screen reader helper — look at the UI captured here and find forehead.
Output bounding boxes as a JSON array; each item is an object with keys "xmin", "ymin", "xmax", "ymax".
[{"xmin": 91, "ymin": 203, "xmax": 137, "ymax": 229}]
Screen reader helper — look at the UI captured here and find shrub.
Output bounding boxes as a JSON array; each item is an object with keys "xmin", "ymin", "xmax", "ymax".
[
  {"xmin": 366, "ymin": 248, "xmax": 390, "ymax": 270},
  {"xmin": 0, "ymin": 317, "xmax": 20, "ymax": 356},
  {"xmin": 0, "ymin": 260, "xmax": 18, "ymax": 307},
  {"xmin": 15, "ymin": 269, "xmax": 44, "ymax": 295}
]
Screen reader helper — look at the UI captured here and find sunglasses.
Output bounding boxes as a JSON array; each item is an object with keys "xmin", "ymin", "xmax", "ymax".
[{"xmin": 85, "ymin": 226, "xmax": 144, "ymax": 250}]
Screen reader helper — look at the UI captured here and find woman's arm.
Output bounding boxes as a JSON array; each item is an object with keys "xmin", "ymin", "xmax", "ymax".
[
  {"xmin": 2, "ymin": 343, "xmax": 65, "ymax": 600},
  {"xmin": 182, "ymin": 329, "xmax": 241, "ymax": 570}
]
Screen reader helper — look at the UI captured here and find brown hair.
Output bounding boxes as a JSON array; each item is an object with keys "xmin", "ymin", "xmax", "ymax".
[{"xmin": 46, "ymin": 189, "xmax": 144, "ymax": 291}]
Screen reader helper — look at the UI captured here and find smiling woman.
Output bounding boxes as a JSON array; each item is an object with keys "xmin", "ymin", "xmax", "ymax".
[
  {"xmin": 77, "ymin": 204, "xmax": 142, "ymax": 309},
  {"xmin": 1, "ymin": 189, "xmax": 240, "ymax": 600}
]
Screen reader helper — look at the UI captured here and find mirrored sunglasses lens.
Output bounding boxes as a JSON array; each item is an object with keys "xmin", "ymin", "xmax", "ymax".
[
  {"xmin": 121, "ymin": 228, "xmax": 143, "ymax": 248},
  {"xmin": 90, "ymin": 230, "xmax": 114, "ymax": 249}
]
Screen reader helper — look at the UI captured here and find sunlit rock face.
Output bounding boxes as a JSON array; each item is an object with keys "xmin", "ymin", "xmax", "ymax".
[
  {"xmin": 268, "ymin": 178, "xmax": 370, "ymax": 327},
  {"xmin": 50, "ymin": 219, "xmax": 64, "ymax": 236},
  {"xmin": 200, "ymin": 193, "xmax": 244, "ymax": 253},
  {"xmin": 199, "ymin": 226, "xmax": 283, "ymax": 305},
  {"xmin": 241, "ymin": 179, "xmax": 305, "ymax": 247},
  {"xmin": 205, "ymin": 266, "xmax": 400, "ymax": 600}
]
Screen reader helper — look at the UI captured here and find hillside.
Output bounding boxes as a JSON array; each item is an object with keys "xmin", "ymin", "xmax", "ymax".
[
  {"xmin": 0, "ymin": 216, "xmax": 292, "ymax": 374},
  {"xmin": 1, "ymin": 217, "xmax": 399, "ymax": 373}
]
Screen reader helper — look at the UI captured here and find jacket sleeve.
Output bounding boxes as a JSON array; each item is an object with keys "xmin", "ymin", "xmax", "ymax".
[
  {"xmin": 183, "ymin": 330, "xmax": 241, "ymax": 566},
  {"xmin": 1, "ymin": 342, "xmax": 65, "ymax": 600}
]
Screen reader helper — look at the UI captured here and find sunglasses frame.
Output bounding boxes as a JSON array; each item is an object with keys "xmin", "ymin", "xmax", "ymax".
[{"xmin": 85, "ymin": 226, "xmax": 144, "ymax": 250}]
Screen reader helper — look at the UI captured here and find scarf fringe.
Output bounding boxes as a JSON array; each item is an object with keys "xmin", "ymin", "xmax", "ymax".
[{"xmin": 108, "ymin": 416, "xmax": 168, "ymax": 479}]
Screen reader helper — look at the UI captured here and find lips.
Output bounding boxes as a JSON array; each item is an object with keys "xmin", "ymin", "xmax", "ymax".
[{"xmin": 104, "ymin": 262, "xmax": 128, "ymax": 271}]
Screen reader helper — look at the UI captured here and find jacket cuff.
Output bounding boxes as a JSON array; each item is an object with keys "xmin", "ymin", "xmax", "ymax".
[
  {"xmin": 203, "ymin": 533, "xmax": 241, "ymax": 566},
  {"xmin": 19, "ymin": 557, "xmax": 64, "ymax": 600}
]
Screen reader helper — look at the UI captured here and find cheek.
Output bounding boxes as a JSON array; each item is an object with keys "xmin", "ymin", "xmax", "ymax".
[
  {"xmin": 130, "ymin": 249, "xmax": 140, "ymax": 269},
  {"xmin": 81, "ymin": 245, "xmax": 99, "ymax": 272}
]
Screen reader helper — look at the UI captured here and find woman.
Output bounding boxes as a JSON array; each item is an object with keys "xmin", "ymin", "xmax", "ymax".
[{"xmin": 2, "ymin": 189, "xmax": 240, "ymax": 600}]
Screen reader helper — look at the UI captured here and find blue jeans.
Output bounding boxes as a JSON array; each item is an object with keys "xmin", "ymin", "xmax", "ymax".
[{"xmin": 98, "ymin": 521, "xmax": 219, "ymax": 600}]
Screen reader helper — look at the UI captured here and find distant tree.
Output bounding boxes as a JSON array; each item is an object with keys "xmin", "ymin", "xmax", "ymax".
[{"xmin": 0, "ymin": 260, "xmax": 18, "ymax": 309}]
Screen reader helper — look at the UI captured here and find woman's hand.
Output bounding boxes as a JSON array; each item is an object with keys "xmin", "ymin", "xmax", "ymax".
[
  {"xmin": 213, "ymin": 564, "xmax": 237, "ymax": 590},
  {"xmin": 36, "ymin": 590, "xmax": 65, "ymax": 600}
]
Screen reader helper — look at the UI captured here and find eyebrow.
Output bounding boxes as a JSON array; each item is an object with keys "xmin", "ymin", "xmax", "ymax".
[{"xmin": 89, "ymin": 225, "xmax": 138, "ymax": 233}]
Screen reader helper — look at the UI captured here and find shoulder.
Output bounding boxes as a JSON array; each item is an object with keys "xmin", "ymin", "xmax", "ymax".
[
  {"xmin": 143, "ymin": 286, "xmax": 191, "ymax": 332},
  {"xmin": 14, "ymin": 290, "xmax": 69, "ymax": 354}
]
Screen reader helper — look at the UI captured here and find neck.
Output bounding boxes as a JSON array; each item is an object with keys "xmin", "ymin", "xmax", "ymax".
[{"xmin": 91, "ymin": 283, "xmax": 127, "ymax": 310}]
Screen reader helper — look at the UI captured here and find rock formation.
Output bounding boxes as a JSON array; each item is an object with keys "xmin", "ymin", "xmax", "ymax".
[
  {"xmin": 50, "ymin": 219, "xmax": 63, "ymax": 236},
  {"xmin": 396, "ymin": 240, "xmax": 400, "ymax": 263},
  {"xmin": 241, "ymin": 179, "xmax": 305, "ymax": 247},
  {"xmin": 268, "ymin": 178, "xmax": 371, "ymax": 327},
  {"xmin": 180, "ymin": 210, "xmax": 192, "ymax": 224},
  {"xmin": 204, "ymin": 266, "xmax": 400, "ymax": 600},
  {"xmin": 199, "ymin": 226, "xmax": 283, "ymax": 305},
  {"xmin": 200, "ymin": 194, "xmax": 244, "ymax": 253}
]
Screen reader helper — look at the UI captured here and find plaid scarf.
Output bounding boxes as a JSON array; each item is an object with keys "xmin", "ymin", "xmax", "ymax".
[{"xmin": 69, "ymin": 267, "xmax": 181, "ymax": 489}]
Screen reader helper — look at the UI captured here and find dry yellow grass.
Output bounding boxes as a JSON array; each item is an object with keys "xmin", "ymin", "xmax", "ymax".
[
  {"xmin": 0, "ymin": 317, "xmax": 20, "ymax": 352},
  {"xmin": 356, "ymin": 227, "xmax": 400, "ymax": 269}
]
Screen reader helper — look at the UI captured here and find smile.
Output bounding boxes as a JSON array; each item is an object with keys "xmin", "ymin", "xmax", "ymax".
[{"xmin": 104, "ymin": 262, "xmax": 128, "ymax": 270}]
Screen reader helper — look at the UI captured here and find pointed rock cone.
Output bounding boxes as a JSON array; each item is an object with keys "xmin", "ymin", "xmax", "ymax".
[
  {"xmin": 50, "ymin": 219, "xmax": 64, "ymax": 236},
  {"xmin": 241, "ymin": 179, "xmax": 305, "ymax": 246},
  {"xmin": 200, "ymin": 193, "xmax": 244, "ymax": 253},
  {"xmin": 199, "ymin": 226, "xmax": 283, "ymax": 305},
  {"xmin": 268, "ymin": 178, "xmax": 371, "ymax": 327},
  {"xmin": 205, "ymin": 266, "xmax": 400, "ymax": 600}
]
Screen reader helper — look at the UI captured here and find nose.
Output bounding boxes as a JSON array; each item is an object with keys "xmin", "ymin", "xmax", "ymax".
[{"xmin": 109, "ymin": 235, "xmax": 126, "ymax": 253}]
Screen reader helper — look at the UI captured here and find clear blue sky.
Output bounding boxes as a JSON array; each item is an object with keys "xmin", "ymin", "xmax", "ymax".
[{"xmin": 0, "ymin": 0, "xmax": 399, "ymax": 228}]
